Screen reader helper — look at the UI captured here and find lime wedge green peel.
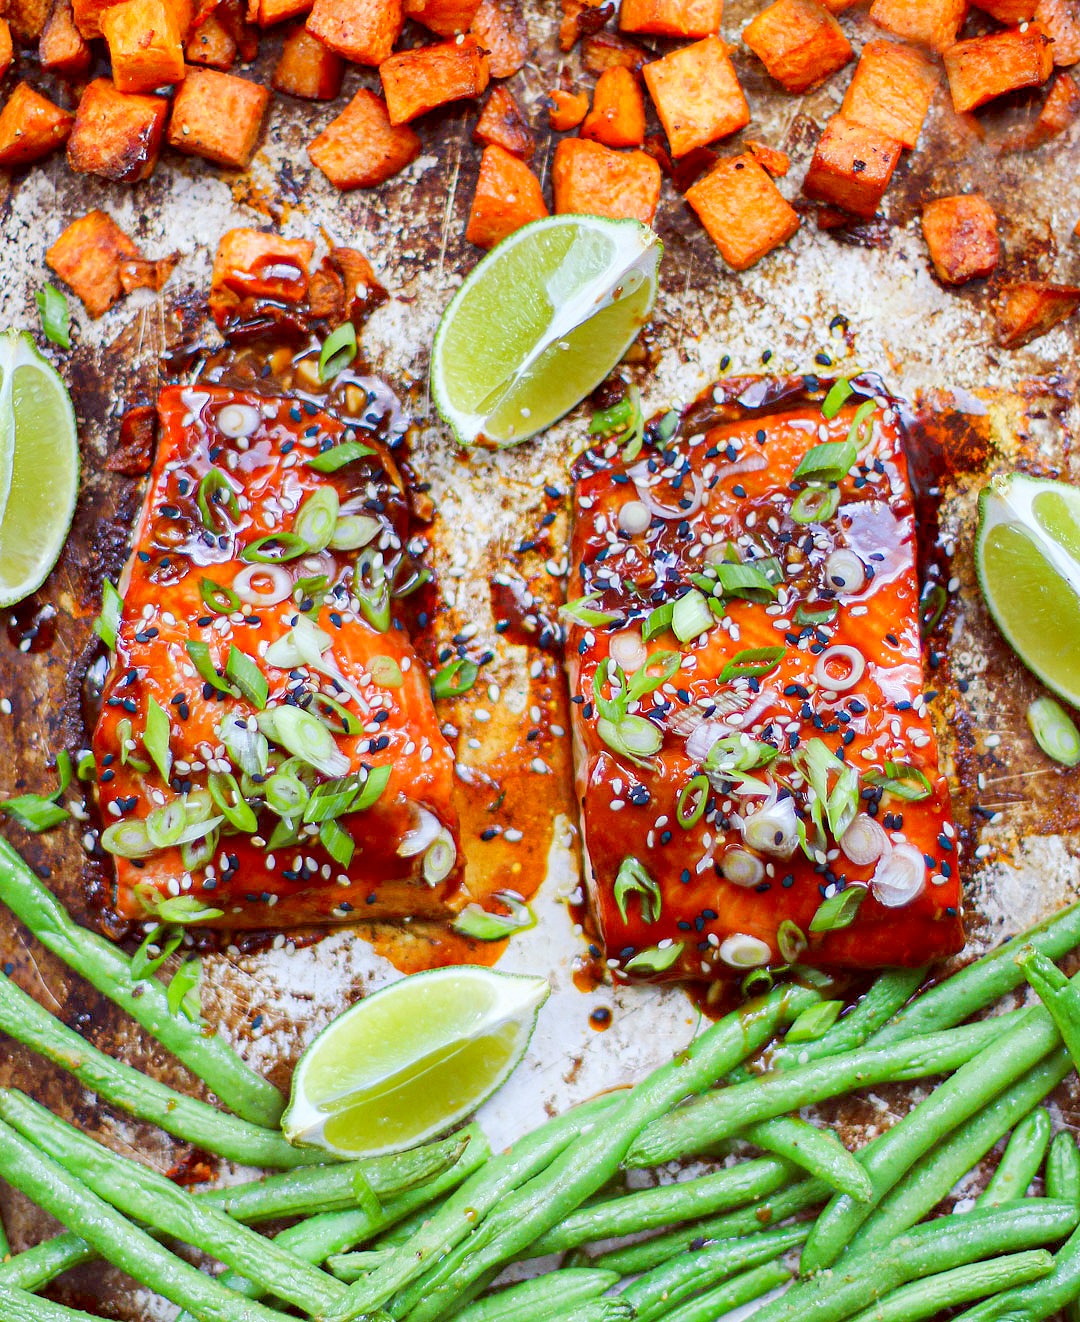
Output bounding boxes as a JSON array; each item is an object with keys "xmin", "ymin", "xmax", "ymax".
[
  {"xmin": 282, "ymin": 965, "xmax": 550, "ymax": 1158},
  {"xmin": 431, "ymin": 214, "xmax": 662, "ymax": 447},
  {"xmin": 0, "ymin": 331, "xmax": 79, "ymax": 608},
  {"xmin": 975, "ymin": 471, "xmax": 1080, "ymax": 708}
]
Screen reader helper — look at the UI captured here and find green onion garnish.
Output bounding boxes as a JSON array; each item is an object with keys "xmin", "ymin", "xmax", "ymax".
[
  {"xmin": 257, "ymin": 705, "xmax": 350, "ymax": 778},
  {"xmin": 613, "ymin": 856, "xmax": 661, "ymax": 924},
  {"xmin": 151, "ymin": 894, "xmax": 225, "ymax": 924},
  {"xmin": 1027, "ymin": 696, "xmax": 1080, "ymax": 767},
  {"xmin": 167, "ymin": 958, "xmax": 202, "ymax": 1021},
  {"xmin": 208, "ymin": 770, "xmax": 257, "ymax": 832},
  {"xmin": 143, "ymin": 697, "xmax": 173, "ymax": 785},
  {"xmin": 54, "ymin": 751, "xmax": 73, "ymax": 796},
  {"xmin": 864, "ymin": 761, "xmax": 933, "ymax": 802},
  {"xmin": 319, "ymin": 322, "xmax": 358, "ymax": 382},
  {"xmin": 145, "ymin": 800, "xmax": 187, "ymax": 849},
  {"xmin": 676, "ymin": 774, "xmax": 709, "ymax": 829},
  {"xmin": 642, "ymin": 601, "xmax": 675, "ymax": 642},
  {"xmin": 797, "ymin": 737, "xmax": 859, "ymax": 841},
  {"xmin": 777, "ymin": 918, "xmax": 806, "ymax": 964},
  {"xmin": 294, "ymin": 573, "xmax": 329, "ymax": 617},
  {"xmin": 200, "ymin": 578, "xmax": 240, "ymax": 615},
  {"xmin": 197, "ymin": 468, "xmax": 240, "ymax": 531},
  {"xmin": 560, "ymin": 593, "xmax": 623, "ymax": 628},
  {"xmin": 792, "ymin": 440, "xmax": 857, "ymax": 486},
  {"xmin": 241, "ymin": 533, "xmax": 309, "ymax": 564},
  {"xmin": 821, "ymin": 378, "xmax": 853, "ymax": 420},
  {"xmin": 330, "ymin": 514, "xmax": 380, "ymax": 551},
  {"xmin": 719, "ymin": 646, "xmax": 785, "ymax": 682},
  {"xmin": 131, "ymin": 923, "xmax": 184, "ymax": 979},
  {"xmin": 790, "ymin": 486, "xmax": 839, "ymax": 525},
  {"xmin": 809, "ymin": 886, "xmax": 866, "ymax": 933},
  {"xmin": 76, "ymin": 751, "xmax": 96, "ymax": 781},
  {"xmin": 786, "ymin": 999, "xmax": 844, "ymax": 1043},
  {"xmin": 100, "ymin": 819, "xmax": 155, "ymax": 859},
  {"xmin": 589, "ymin": 387, "xmax": 644, "ymax": 461},
  {"xmin": 320, "ymin": 818, "xmax": 355, "ymax": 867},
  {"xmin": 93, "ymin": 579, "xmax": 123, "ymax": 651},
  {"xmin": 306, "ymin": 690, "xmax": 364, "ymax": 737},
  {"xmin": 185, "ymin": 641, "xmax": 233, "ymax": 695},
  {"xmin": 452, "ymin": 890, "xmax": 536, "ymax": 941},
  {"xmin": 589, "ymin": 396, "xmax": 635, "ymax": 436},
  {"xmin": 302, "ymin": 776, "xmax": 362, "ymax": 824},
  {"xmin": 432, "ymin": 657, "xmax": 478, "ymax": 700},
  {"xmin": 0, "ymin": 793, "xmax": 69, "ymax": 832},
  {"xmin": 264, "ymin": 771, "xmax": 310, "ymax": 819},
  {"xmin": 704, "ymin": 734, "xmax": 779, "ymax": 774},
  {"xmin": 713, "ymin": 562, "xmax": 779, "ymax": 603},
  {"xmin": 294, "ymin": 487, "xmax": 340, "ymax": 554},
  {"xmin": 306, "ymin": 440, "xmax": 376, "ymax": 473},
  {"xmin": 624, "ymin": 943, "xmax": 683, "ymax": 974},
  {"xmin": 794, "ymin": 603, "xmax": 838, "ymax": 626},
  {"xmin": 672, "ymin": 589, "xmax": 713, "ymax": 642},
  {"xmin": 226, "ymin": 646, "xmax": 268, "ymax": 710},
  {"xmin": 592, "ymin": 658, "xmax": 628, "ymax": 724},
  {"xmin": 355, "ymin": 546, "xmax": 390, "ymax": 632},
  {"xmin": 35, "ymin": 283, "xmax": 70, "ymax": 349},
  {"xmin": 919, "ymin": 582, "xmax": 947, "ymax": 637},
  {"xmin": 846, "ymin": 398, "xmax": 877, "ymax": 447},
  {"xmin": 369, "ymin": 655, "xmax": 403, "ymax": 689},
  {"xmin": 625, "ymin": 651, "xmax": 680, "ymax": 702},
  {"xmin": 597, "ymin": 714, "xmax": 662, "ymax": 765},
  {"xmin": 354, "ymin": 763, "xmax": 391, "ymax": 811},
  {"xmin": 219, "ymin": 715, "xmax": 269, "ymax": 778}
]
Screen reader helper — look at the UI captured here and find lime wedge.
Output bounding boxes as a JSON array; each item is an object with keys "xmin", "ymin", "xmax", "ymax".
[
  {"xmin": 0, "ymin": 332, "xmax": 79, "ymax": 608},
  {"xmin": 282, "ymin": 965, "xmax": 549, "ymax": 1157},
  {"xmin": 431, "ymin": 214, "xmax": 662, "ymax": 447},
  {"xmin": 975, "ymin": 471, "xmax": 1080, "ymax": 706}
]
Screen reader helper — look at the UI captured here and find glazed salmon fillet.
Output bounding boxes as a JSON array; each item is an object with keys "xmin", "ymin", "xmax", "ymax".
[
  {"xmin": 93, "ymin": 384, "xmax": 462, "ymax": 928},
  {"xmin": 566, "ymin": 383, "xmax": 964, "ymax": 980}
]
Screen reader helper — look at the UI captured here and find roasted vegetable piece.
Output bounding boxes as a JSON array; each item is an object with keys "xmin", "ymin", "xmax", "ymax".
[
  {"xmin": 1036, "ymin": 0, "xmax": 1080, "ymax": 65},
  {"xmin": 166, "ymin": 66, "xmax": 270, "ymax": 167},
  {"xmin": 802, "ymin": 113, "xmax": 903, "ymax": 218},
  {"xmin": 582, "ymin": 66, "xmax": 647, "ymax": 147},
  {"xmin": 271, "ymin": 25, "xmax": 343, "ymax": 99},
  {"xmin": 67, "ymin": 78, "xmax": 167, "ymax": 181},
  {"xmin": 868, "ymin": 0, "xmax": 967, "ymax": 53},
  {"xmin": 466, "ymin": 143, "xmax": 549, "ymax": 249},
  {"xmin": 746, "ymin": 138, "xmax": 791, "ymax": 175},
  {"xmin": 119, "ymin": 252, "xmax": 177, "ymax": 294},
  {"xmin": 643, "ymin": 36, "xmax": 751, "ymax": 157},
  {"xmin": 102, "ymin": 0, "xmax": 185, "ymax": 91},
  {"xmin": 252, "ymin": 0, "xmax": 309, "ymax": 22},
  {"xmin": 1025, "ymin": 72, "xmax": 1080, "ymax": 145},
  {"xmin": 308, "ymin": 87, "xmax": 421, "ymax": 189},
  {"xmin": 405, "ymin": 0, "xmax": 480, "ymax": 36},
  {"xmin": 583, "ymin": 29, "xmax": 648, "ymax": 72},
  {"xmin": 972, "ymin": 0, "xmax": 1036, "ymax": 18},
  {"xmin": 944, "ymin": 26, "xmax": 1055, "ymax": 113},
  {"xmin": 39, "ymin": 0, "xmax": 92, "ymax": 72},
  {"xmin": 473, "ymin": 84, "xmax": 534, "ymax": 159},
  {"xmin": 108, "ymin": 405, "xmax": 158, "ymax": 475},
  {"xmin": 185, "ymin": 11, "xmax": 236, "ymax": 65},
  {"xmin": 45, "ymin": 209, "xmax": 141, "ymax": 318},
  {"xmin": 841, "ymin": 39, "xmax": 938, "ymax": 150},
  {"xmin": 548, "ymin": 87, "xmax": 590, "ymax": 130},
  {"xmin": 305, "ymin": 0, "xmax": 400, "ymax": 62},
  {"xmin": 0, "ymin": 82, "xmax": 74, "ymax": 168},
  {"xmin": 997, "ymin": 281, "xmax": 1080, "ymax": 347},
  {"xmin": 0, "ymin": 20, "xmax": 12, "ymax": 79},
  {"xmin": 619, "ymin": 0, "xmax": 722, "ymax": 37},
  {"xmin": 380, "ymin": 35, "xmax": 490, "ymax": 124},
  {"xmin": 552, "ymin": 137, "xmax": 662, "ymax": 223},
  {"xmin": 687, "ymin": 153, "xmax": 800, "ymax": 270},
  {"xmin": 743, "ymin": 0, "xmax": 854, "ymax": 94},
  {"xmin": 469, "ymin": 0, "xmax": 527, "ymax": 78},
  {"xmin": 70, "ymin": 0, "xmax": 121, "ymax": 37},
  {"xmin": 921, "ymin": 194, "xmax": 999, "ymax": 285},
  {"xmin": 559, "ymin": 0, "xmax": 614, "ymax": 52},
  {"xmin": 6, "ymin": 0, "xmax": 49, "ymax": 39},
  {"xmin": 208, "ymin": 228, "xmax": 314, "ymax": 332}
]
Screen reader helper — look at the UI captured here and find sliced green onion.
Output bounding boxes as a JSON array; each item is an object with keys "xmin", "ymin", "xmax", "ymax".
[
  {"xmin": 864, "ymin": 761, "xmax": 933, "ymax": 802},
  {"xmin": 241, "ymin": 533, "xmax": 309, "ymax": 564},
  {"xmin": 131, "ymin": 924, "xmax": 183, "ymax": 979},
  {"xmin": 624, "ymin": 943, "xmax": 683, "ymax": 974},
  {"xmin": 792, "ymin": 440, "xmax": 857, "ymax": 485},
  {"xmin": 303, "ymin": 776, "xmax": 362, "ymax": 824},
  {"xmin": 330, "ymin": 514, "xmax": 380, "ymax": 551},
  {"xmin": 354, "ymin": 763, "xmax": 391, "ymax": 811},
  {"xmin": 264, "ymin": 617, "xmax": 333, "ymax": 670},
  {"xmin": 560, "ymin": 593, "xmax": 623, "ymax": 628},
  {"xmin": 355, "ymin": 546, "xmax": 390, "ymax": 632},
  {"xmin": 790, "ymin": 485, "xmax": 840, "ymax": 524},
  {"xmin": 143, "ymin": 697, "xmax": 172, "ymax": 785},
  {"xmin": 100, "ymin": 819, "xmax": 155, "ymax": 859},
  {"xmin": 714, "ymin": 562, "xmax": 779, "ymax": 603},
  {"xmin": 150, "ymin": 894, "xmax": 224, "ymax": 924},
  {"xmin": 257, "ymin": 705, "xmax": 350, "ymax": 778},
  {"xmin": 264, "ymin": 771, "xmax": 310, "ymax": 818},
  {"xmin": 642, "ymin": 602, "xmax": 675, "ymax": 642},
  {"xmin": 294, "ymin": 573, "xmax": 329, "ymax": 615},
  {"xmin": 719, "ymin": 646, "xmax": 785, "ymax": 682},
  {"xmin": 179, "ymin": 827, "xmax": 220, "ymax": 877},
  {"xmin": 208, "ymin": 770, "xmax": 258, "ymax": 833},
  {"xmin": 741, "ymin": 967, "xmax": 775, "ymax": 998},
  {"xmin": 821, "ymin": 378, "xmax": 853, "ymax": 420},
  {"xmin": 390, "ymin": 561, "xmax": 432, "ymax": 599},
  {"xmin": 795, "ymin": 603, "xmax": 838, "ymax": 626},
  {"xmin": 626, "ymin": 651, "xmax": 680, "ymax": 702},
  {"xmin": 145, "ymin": 800, "xmax": 187, "ymax": 849},
  {"xmin": 93, "ymin": 579, "xmax": 123, "ymax": 651},
  {"xmin": 656, "ymin": 409, "xmax": 680, "ymax": 443},
  {"xmin": 432, "ymin": 658, "xmax": 479, "ymax": 700},
  {"xmin": 366, "ymin": 655, "xmax": 402, "ymax": 689},
  {"xmin": 704, "ymin": 734, "xmax": 779, "ymax": 774},
  {"xmin": 116, "ymin": 717, "xmax": 150, "ymax": 774},
  {"xmin": 786, "ymin": 999, "xmax": 844, "ymax": 1043},
  {"xmin": 226, "ymin": 646, "xmax": 268, "ymax": 710},
  {"xmin": 846, "ymin": 398, "xmax": 877, "ymax": 447},
  {"xmin": 306, "ymin": 690, "xmax": 363, "ymax": 736},
  {"xmin": 167, "ymin": 957, "xmax": 202, "ymax": 1021},
  {"xmin": 219, "ymin": 716, "xmax": 269, "ymax": 779},
  {"xmin": 589, "ymin": 396, "xmax": 635, "ymax": 436},
  {"xmin": 592, "ymin": 657, "xmax": 628, "ymax": 724},
  {"xmin": 76, "ymin": 751, "xmax": 96, "ymax": 782},
  {"xmin": 200, "ymin": 578, "xmax": 240, "ymax": 615},
  {"xmin": 797, "ymin": 737, "xmax": 859, "ymax": 840},
  {"xmin": 55, "ymin": 751, "xmax": 73, "ymax": 795},
  {"xmin": 597, "ymin": 714, "xmax": 662, "ymax": 765},
  {"xmin": 809, "ymin": 886, "xmax": 866, "ymax": 933},
  {"xmin": 306, "ymin": 440, "xmax": 376, "ymax": 473},
  {"xmin": 319, "ymin": 322, "xmax": 358, "ymax": 382},
  {"xmin": 294, "ymin": 487, "xmax": 340, "ymax": 554},
  {"xmin": 452, "ymin": 890, "xmax": 536, "ymax": 941},
  {"xmin": 614, "ymin": 856, "xmax": 661, "ymax": 925},
  {"xmin": 185, "ymin": 641, "xmax": 233, "ymax": 695},
  {"xmin": 919, "ymin": 582, "xmax": 947, "ymax": 637},
  {"xmin": 1027, "ymin": 696, "xmax": 1080, "ymax": 767},
  {"xmin": 320, "ymin": 818, "xmax": 355, "ymax": 867},
  {"xmin": 0, "ymin": 793, "xmax": 69, "ymax": 832},
  {"xmin": 197, "ymin": 468, "xmax": 240, "ymax": 531},
  {"xmin": 672, "ymin": 589, "xmax": 713, "ymax": 642},
  {"xmin": 423, "ymin": 830, "xmax": 457, "ymax": 886},
  {"xmin": 777, "ymin": 918, "xmax": 807, "ymax": 964},
  {"xmin": 676, "ymin": 774, "xmax": 709, "ymax": 828},
  {"xmin": 35, "ymin": 283, "xmax": 70, "ymax": 349}
]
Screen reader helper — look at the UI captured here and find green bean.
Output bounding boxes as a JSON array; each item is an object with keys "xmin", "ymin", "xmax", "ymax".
[
  {"xmin": 949, "ymin": 1219, "xmax": 1080, "ymax": 1322},
  {"xmin": 562, "ymin": 1304, "xmax": 632, "ymax": 1322},
  {"xmin": 978, "ymin": 1109, "xmax": 1053, "ymax": 1208},
  {"xmin": 0, "ymin": 838, "xmax": 284, "ymax": 1129},
  {"xmin": 1019, "ymin": 947, "xmax": 1080, "ymax": 1073},
  {"xmin": 620, "ymin": 1223, "xmax": 809, "ymax": 1322},
  {"xmin": 0, "ymin": 1090, "xmax": 346, "ymax": 1315},
  {"xmin": 327, "ymin": 1252, "xmax": 390, "ymax": 1283},
  {"xmin": 652, "ymin": 1260, "xmax": 793, "ymax": 1322},
  {"xmin": 745, "ymin": 1117, "xmax": 871, "ymax": 1201},
  {"xmin": 381, "ymin": 985, "xmax": 820, "ymax": 1322},
  {"xmin": 448, "ymin": 1269, "xmax": 620, "ymax": 1322},
  {"xmin": 843, "ymin": 1252, "xmax": 1055, "ymax": 1322},
  {"xmin": 0, "ymin": 1118, "xmax": 296, "ymax": 1322},
  {"xmin": 0, "ymin": 971, "xmax": 323, "ymax": 1167},
  {"xmin": 845, "ymin": 1052, "xmax": 1071, "ymax": 1258},
  {"xmin": 0, "ymin": 1284, "xmax": 111, "ymax": 1320},
  {"xmin": 628, "ymin": 1016, "xmax": 1004, "ymax": 1168},
  {"xmin": 1046, "ymin": 1132, "xmax": 1080, "ymax": 1204},
  {"xmin": 748, "ymin": 1202, "xmax": 1079, "ymax": 1322}
]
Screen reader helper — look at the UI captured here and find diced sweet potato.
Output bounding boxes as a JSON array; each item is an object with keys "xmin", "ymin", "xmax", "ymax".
[
  {"xmin": 185, "ymin": 12, "xmax": 236, "ymax": 65},
  {"xmin": 972, "ymin": 0, "xmax": 1035, "ymax": 19},
  {"xmin": 997, "ymin": 280, "xmax": 1080, "ymax": 346},
  {"xmin": 166, "ymin": 66, "xmax": 269, "ymax": 168},
  {"xmin": 0, "ymin": 82, "xmax": 73, "ymax": 167},
  {"xmin": 7, "ymin": 0, "xmax": 49, "ymax": 39},
  {"xmin": 473, "ymin": 83, "xmax": 534, "ymax": 158},
  {"xmin": 643, "ymin": 35, "xmax": 750, "ymax": 157},
  {"xmin": 380, "ymin": 35, "xmax": 489, "ymax": 124},
  {"xmin": 210, "ymin": 229, "xmax": 312, "ymax": 312},
  {"xmin": 1035, "ymin": 0, "xmax": 1080, "ymax": 66},
  {"xmin": 119, "ymin": 251, "xmax": 178, "ymax": 293},
  {"xmin": 405, "ymin": 0, "xmax": 480, "ymax": 36},
  {"xmin": 271, "ymin": 25, "xmax": 342, "ymax": 98},
  {"xmin": 39, "ymin": 0, "xmax": 92, "ymax": 72},
  {"xmin": 306, "ymin": 0, "xmax": 400, "ymax": 64},
  {"xmin": 552, "ymin": 136, "xmax": 662, "ymax": 223},
  {"xmin": 308, "ymin": 87, "xmax": 420, "ymax": 188},
  {"xmin": 212, "ymin": 0, "xmax": 257, "ymax": 56},
  {"xmin": 253, "ymin": 0, "xmax": 309, "ymax": 23},
  {"xmin": 548, "ymin": 87, "xmax": 589, "ymax": 130},
  {"xmin": 743, "ymin": 0, "xmax": 854, "ymax": 94},
  {"xmin": 581, "ymin": 65, "xmax": 646, "ymax": 146},
  {"xmin": 583, "ymin": 29, "xmax": 648, "ymax": 72},
  {"xmin": 686, "ymin": 152, "xmax": 800, "ymax": 269},
  {"xmin": 921, "ymin": 194, "xmax": 999, "ymax": 283},
  {"xmin": 841, "ymin": 39, "xmax": 939, "ymax": 149},
  {"xmin": 819, "ymin": 0, "xmax": 861, "ymax": 9},
  {"xmin": 71, "ymin": 0, "xmax": 121, "ymax": 38},
  {"xmin": 46, "ymin": 210, "xmax": 141, "ymax": 318},
  {"xmin": 868, "ymin": 0, "xmax": 967, "ymax": 53},
  {"xmin": 330, "ymin": 246, "xmax": 387, "ymax": 324},
  {"xmin": 801, "ymin": 112, "xmax": 902, "ymax": 217},
  {"xmin": 169, "ymin": 0, "xmax": 194, "ymax": 38},
  {"xmin": 102, "ymin": 0, "xmax": 185, "ymax": 91},
  {"xmin": 944, "ymin": 26, "xmax": 1054, "ymax": 112},
  {"xmin": 67, "ymin": 77, "xmax": 166, "ymax": 179},
  {"xmin": 619, "ymin": 0, "xmax": 722, "ymax": 37},
  {"xmin": 746, "ymin": 137, "xmax": 790, "ymax": 174},
  {"xmin": 306, "ymin": 262, "xmax": 344, "ymax": 321},
  {"xmin": 559, "ymin": 0, "xmax": 613, "ymax": 52},
  {"xmin": 1025, "ymin": 70, "xmax": 1080, "ymax": 143},
  {"xmin": 107, "ymin": 405, "xmax": 158, "ymax": 475},
  {"xmin": 469, "ymin": 0, "xmax": 527, "ymax": 77},
  {"xmin": 0, "ymin": 18, "xmax": 10, "ymax": 78},
  {"xmin": 465, "ymin": 142, "xmax": 548, "ymax": 248}
]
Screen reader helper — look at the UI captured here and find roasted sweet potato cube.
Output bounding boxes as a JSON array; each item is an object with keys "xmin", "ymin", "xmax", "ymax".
[
  {"xmin": 380, "ymin": 35, "xmax": 489, "ymax": 124},
  {"xmin": 306, "ymin": 0, "xmax": 400, "ymax": 64},
  {"xmin": 308, "ymin": 87, "xmax": 420, "ymax": 188},
  {"xmin": 271, "ymin": 25, "xmax": 342, "ymax": 98},
  {"xmin": 0, "ymin": 83, "xmax": 73, "ymax": 167},
  {"xmin": 253, "ymin": 0, "xmax": 309, "ymax": 22},
  {"xmin": 465, "ymin": 143, "xmax": 548, "ymax": 248},
  {"xmin": 39, "ymin": 0, "xmax": 92, "ymax": 71},
  {"xmin": 643, "ymin": 36, "xmax": 750, "ymax": 157},
  {"xmin": 998, "ymin": 281, "xmax": 1080, "ymax": 346},
  {"xmin": 1027, "ymin": 71, "xmax": 1080, "ymax": 143},
  {"xmin": 868, "ymin": 0, "xmax": 967, "ymax": 53},
  {"xmin": 71, "ymin": 0, "xmax": 122, "ymax": 37},
  {"xmin": 213, "ymin": 0, "xmax": 258, "ymax": 56},
  {"xmin": 210, "ymin": 228, "xmax": 313, "ymax": 318},
  {"xmin": 552, "ymin": 137, "xmax": 662, "ymax": 223},
  {"xmin": 582, "ymin": 65, "xmax": 646, "ymax": 147},
  {"xmin": 743, "ymin": 0, "xmax": 853, "ymax": 93},
  {"xmin": 7, "ymin": 0, "xmax": 49, "ymax": 39},
  {"xmin": 0, "ymin": 19, "xmax": 11, "ymax": 78},
  {"xmin": 548, "ymin": 87, "xmax": 589, "ymax": 129},
  {"xmin": 921, "ymin": 194, "xmax": 999, "ymax": 284},
  {"xmin": 330, "ymin": 246, "xmax": 387, "ymax": 324},
  {"xmin": 972, "ymin": 0, "xmax": 1035, "ymax": 19},
  {"xmin": 405, "ymin": 0, "xmax": 480, "ymax": 36},
  {"xmin": 583, "ymin": 30, "xmax": 648, "ymax": 72},
  {"xmin": 945, "ymin": 26, "xmax": 1054, "ymax": 112},
  {"xmin": 306, "ymin": 262, "xmax": 344, "ymax": 321},
  {"xmin": 686, "ymin": 152, "xmax": 800, "ymax": 269},
  {"xmin": 619, "ymin": 0, "xmax": 722, "ymax": 37},
  {"xmin": 802, "ymin": 113, "xmax": 902, "ymax": 218},
  {"xmin": 1036, "ymin": 0, "xmax": 1080, "ymax": 67},
  {"xmin": 185, "ymin": 12, "xmax": 236, "ymax": 65},
  {"xmin": 818, "ymin": 0, "xmax": 860, "ymax": 9},
  {"xmin": 102, "ymin": 0, "xmax": 185, "ymax": 91},
  {"xmin": 746, "ymin": 137, "xmax": 790, "ymax": 174},
  {"xmin": 46, "ymin": 210, "xmax": 141, "ymax": 318},
  {"xmin": 166, "ymin": 66, "xmax": 269, "ymax": 167},
  {"xmin": 169, "ymin": 0, "xmax": 194, "ymax": 38},
  {"xmin": 469, "ymin": 0, "xmax": 527, "ymax": 78},
  {"xmin": 473, "ymin": 84, "xmax": 534, "ymax": 159},
  {"xmin": 841, "ymin": 39, "xmax": 938, "ymax": 149},
  {"xmin": 119, "ymin": 251, "xmax": 177, "ymax": 293},
  {"xmin": 559, "ymin": 0, "xmax": 614, "ymax": 52},
  {"xmin": 67, "ymin": 77, "xmax": 166, "ymax": 179}
]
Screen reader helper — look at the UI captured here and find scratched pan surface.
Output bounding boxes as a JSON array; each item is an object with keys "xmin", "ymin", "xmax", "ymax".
[{"xmin": 0, "ymin": 0, "xmax": 1078, "ymax": 1314}]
